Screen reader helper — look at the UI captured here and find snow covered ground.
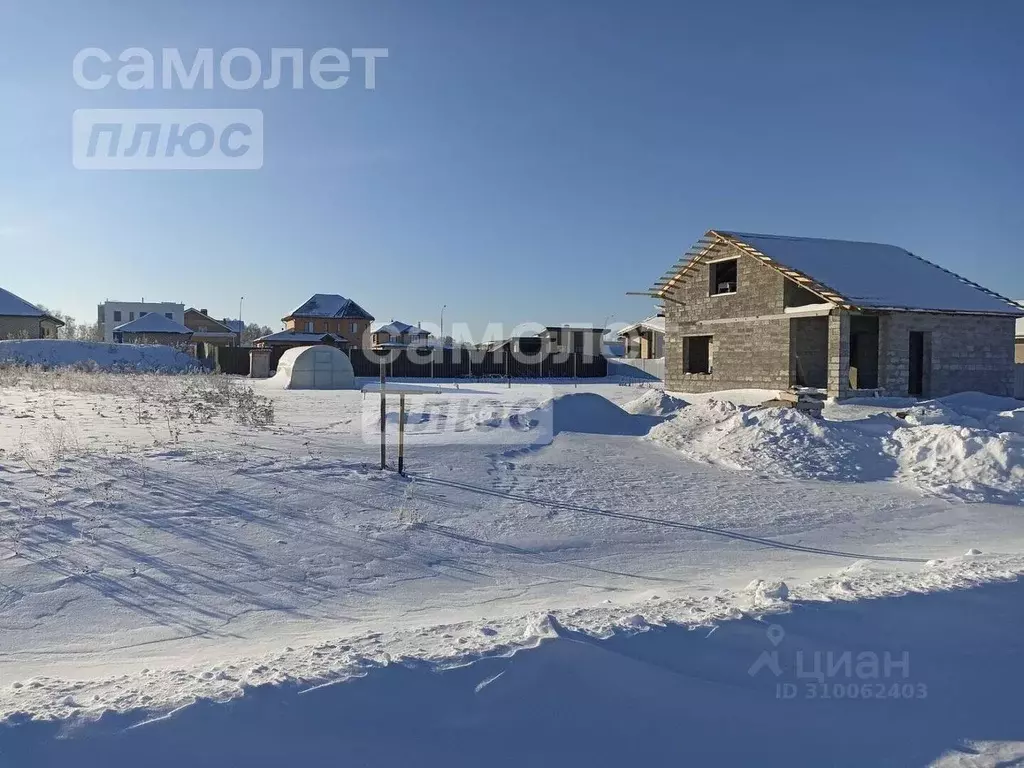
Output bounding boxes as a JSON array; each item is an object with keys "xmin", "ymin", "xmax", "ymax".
[{"xmin": 0, "ymin": 369, "xmax": 1021, "ymax": 765}]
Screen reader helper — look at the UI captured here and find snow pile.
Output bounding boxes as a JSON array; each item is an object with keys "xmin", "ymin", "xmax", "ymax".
[
  {"xmin": 651, "ymin": 394, "xmax": 1024, "ymax": 502},
  {"xmin": 892, "ymin": 394, "xmax": 1024, "ymax": 503},
  {"xmin": 622, "ymin": 389, "xmax": 688, "ymax": 417},
  {"xmin": 650, "ymin": 398, "xmax": 894, "ymax": 480},
  {"xmin": 0, "ymin": 340, "xmax": 200, "ymax": 372},
  {"xmin": 546, "ymin": 393, "xmax": 658, "ymax": 436}
]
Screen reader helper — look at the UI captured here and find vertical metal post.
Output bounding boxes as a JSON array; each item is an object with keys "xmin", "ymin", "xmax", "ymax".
[
  {"xmin": 574, "ymin": 353, "xmax": 578, "ymax": 387},
  {"xmin": 398, "ymin": 393, "xmax": 406, "ymax": 475},
  {"xmin": 379, "ymin": 362, "xmax": 386, "ymax": 470}
]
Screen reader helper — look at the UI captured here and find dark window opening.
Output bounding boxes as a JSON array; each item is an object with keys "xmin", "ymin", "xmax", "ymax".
[
  {"xmin": 710, "ymin": 260, "xmax": 738, "ymax": 295},
  {"xmin": 165, "ymin": 312, "xmax": 173, "ymax": 319},
  {"xmin": 908, "ymin": 331, "xmax": 929, "ymax": 397},
  {"xmin": 113, "ymin": 310, "xmax": 122, "ymax": 322},
  {"xmin": 684, "ymin": 335, "xmax": 712, "ymax": 374}
]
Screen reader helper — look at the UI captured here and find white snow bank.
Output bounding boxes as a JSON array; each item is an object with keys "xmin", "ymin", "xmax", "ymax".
[
  {"xmin": 3, "ymin": 558, "xmax": 1023, "ymax": 767},
  {"xmin": 651, "ymin": 393, "xmax": 1024, "ymax": 503},
  {"xmin": 545, "ymin": 393, "xmax": 659, "ymax": 436},
  {"xmin": 0, "ymin": 340, "xmax": 200, "ymax": 372},
  {"xmin": 622, "ymin": 389, "xmax": 688, "ymax": 416}
]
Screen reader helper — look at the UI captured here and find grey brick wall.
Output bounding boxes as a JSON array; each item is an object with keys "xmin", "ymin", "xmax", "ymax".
[
  {"xmin": 663, "ymin": 244, "xmax": 1018, "ymax": 398},
  {"xmin": 877, "ymin": 312, "xmax": 1016, "ymax": 397},
  {"xmin": 665, "ymin": 245, "xmax": 791, "ymax": 393},
  {"xmin": 827, "ymin": 311, "xmax": 851, "ymax": 399}
]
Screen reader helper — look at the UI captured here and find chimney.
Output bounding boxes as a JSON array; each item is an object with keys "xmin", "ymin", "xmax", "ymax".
[{"xmin": 201, "ymin": 309, "xmax": 208, "ymax": 315}]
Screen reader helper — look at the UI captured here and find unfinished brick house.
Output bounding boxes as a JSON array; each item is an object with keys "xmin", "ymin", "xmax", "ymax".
[{"xmin": 646, "ymin": 230, "xmax": 1024, "ymax": 399}]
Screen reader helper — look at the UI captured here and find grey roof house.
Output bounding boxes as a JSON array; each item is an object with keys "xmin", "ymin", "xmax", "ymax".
[
  {"xmin": 113, "ymin": 312, "xmax": 194, "ymax": 345},
  {"xmin": 645, "ymin": 230, "xmax": 1024, "ymax": 399},
  {"xmin": 371, "ymin": 320, "xmax": 430, "ymax": 349},
  {"xmin": 0, "ymin": 287, "xmax": 65, "ymax": 339}
]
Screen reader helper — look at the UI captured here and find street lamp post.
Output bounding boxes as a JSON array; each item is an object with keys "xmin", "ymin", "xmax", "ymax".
[
  {"xmin": 440, "ymin": 304, "xmax": 446, "ymax": 346},
  {"xmin": 238, "ymin": 296, "xmax": 244, "ymax": 345}
]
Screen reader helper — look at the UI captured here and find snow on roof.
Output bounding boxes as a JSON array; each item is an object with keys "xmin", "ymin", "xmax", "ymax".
[
  {"xmin": 618, "ymin": 316, "xmax": 665, "ymax": 337},
  {"xmin": 719, "ymin": 231, "xmax": 1022, "ymax": 315},
  {"xmin": 113, "ymin": 313, "xmax": 192, "ymax": 335},
  {"xmin": 287, "ymin": 294, "xmax": 374, "ymax": 321},
  {"xmin": 0, "ymin": 286, "xmax": 49, "ymax": 318},
  {"xmin": 255, "ymin": 330, "xmax": 348, "ymax": 344},
  {"xmin": 372, "ymin": 320, "xmax": 427, "ymax": 336},
  {"xmin": 222, "ymin": 319, "xmax": 244, "ymax": 333}
]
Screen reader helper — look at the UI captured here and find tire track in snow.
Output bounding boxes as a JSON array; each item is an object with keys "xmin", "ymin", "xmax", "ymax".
[{"xmin": 410, "ymin": 474, "xmax": 928, "ymax": 564}]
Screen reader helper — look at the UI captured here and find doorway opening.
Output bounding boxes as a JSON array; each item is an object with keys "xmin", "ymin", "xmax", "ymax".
[{"xmin": 908, "ymin": 331, "xmax": 930, "ymax": 397}]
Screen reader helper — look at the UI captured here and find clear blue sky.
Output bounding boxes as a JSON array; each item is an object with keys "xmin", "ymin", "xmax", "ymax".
[{"xmin": 1, "ymin": 0, "xmax": 1021, "ymax": 339}]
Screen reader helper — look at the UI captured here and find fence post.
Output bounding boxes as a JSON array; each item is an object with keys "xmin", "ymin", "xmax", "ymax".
[
  {"xmin": 398, "ymin": 393, "xmax": 406, "ymax": 475},
  {"xmin": 379, "ymin": 362, "xmax": 386, "ymax": 470}
]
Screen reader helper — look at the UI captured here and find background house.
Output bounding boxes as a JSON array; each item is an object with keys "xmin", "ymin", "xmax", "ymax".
[
  {"xmin": 618, "ymin": 315, "xmax": 665, "ymax": 359},
  {"xmin": 1016, "ymin": 302, "xmax": 1024, "ymax": 363},
  {"xmin": 648, "ymin": 230, "xmax": 1023, "ymax": 399},
  {"xmin": 184, "ymin": 308, "xmax": 240, "ymax": 361},
  {"xmin": 97, "ymin": 301, "xmax": 184, "ymax": 342},
  {"xmin": 371, "ymin": 320, "xmax": 430, "ymax": 349},
  {"xmin": 0, "ymin": 287, "xmax": 64, "ymax": 339},
  {"xmin": 185, "ymin": 308, "xmax": 238, "ymax": 345},
  {"xmin": 282, "ymin": 294, "xmax": 374, "ymax": 347},
  {"xmin": 253, "ymin": 330, "xmax": 349, "ymax": 356},
  {"xmin": 113, "ymin": 313, "xmax": 194, "ymax": 346},
  {"xmin": 490, "ymin": 326, "xmax": 607, "ymax": 358},
  {"xmin": 253, "ymin": 293, "xmax": 376, "ymax": 362}
]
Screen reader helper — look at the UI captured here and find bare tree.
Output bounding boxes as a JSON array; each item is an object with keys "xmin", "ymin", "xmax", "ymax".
[
  {"xmin": 35, "ymin": 306, "xmax": 77, "ymax": 339},
  {"xmin": 75, "ymin": 321, "xmax": 103, "ymax": 342},
  {"xmin": 241, "ymin": 323, "xmax": 273, "ymax": 345}
]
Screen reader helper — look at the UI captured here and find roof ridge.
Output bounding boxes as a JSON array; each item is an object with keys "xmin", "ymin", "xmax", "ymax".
[{"xmin": 720, "ymin": 230, "xmax": 904, "ymax": 250}]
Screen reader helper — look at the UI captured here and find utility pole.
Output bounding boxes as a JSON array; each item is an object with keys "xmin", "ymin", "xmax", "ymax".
[{"xmin": 238, "ymin": 296, "xmax": 245, "ymax": 345}]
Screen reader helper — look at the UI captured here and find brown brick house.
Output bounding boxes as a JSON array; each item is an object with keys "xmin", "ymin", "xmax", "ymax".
[
  {"xmin": 254, "ymin": 294, "xmax": 376, "ymax": 361},
  {"xmin": 0, "ymin": 287, "xmax": 64, "ymax": 339},
  {"xmin": 184, "ymin": 308, "xmax": 240, "ymax": 350},
  {"xmin": 282, "ymin": 294, "xmax": 374, "ymax": 347},
  {"xmin": 645, "ymin": 230, "xmax": 1023, "ymax": 399}
]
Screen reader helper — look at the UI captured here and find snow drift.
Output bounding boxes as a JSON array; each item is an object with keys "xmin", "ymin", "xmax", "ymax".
[
  {"xmin": 0, "ymin": 340, "xmax": 200, "ymax": 373},
  {"xmin": 622, "ymin": 389, "xmax": 688, "ymax": 417},
  {"xmin": 545, "ymin": 393, "xmax": 660, "ymax": 436},
  {"xmin": 650, "ymin": 393, "xmax": 1024, "ymax": 503}
]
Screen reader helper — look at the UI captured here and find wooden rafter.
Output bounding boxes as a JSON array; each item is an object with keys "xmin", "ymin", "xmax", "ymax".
[{"xmin": 711, "ymin": 231, "xmax": 855, "ymax": 310}]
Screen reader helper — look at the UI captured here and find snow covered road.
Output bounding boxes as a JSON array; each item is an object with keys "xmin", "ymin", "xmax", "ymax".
[{"xmin": 4, "ymin": 576, "xmax": 1024, "ymax": 767}]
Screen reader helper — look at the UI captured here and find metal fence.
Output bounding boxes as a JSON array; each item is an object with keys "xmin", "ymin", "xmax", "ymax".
[
  {"xmin": 607, "ymin": 357, "xmax": 664, "ymax": 381},
  {"xmin": 347, "ymin": 348, "xmax": 608, "ymax": 379},
  {"xmin": 215, "ymin": 346, "xmax": 251, "ymax": 375}
]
